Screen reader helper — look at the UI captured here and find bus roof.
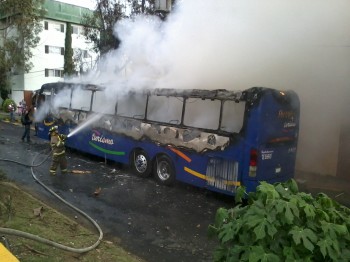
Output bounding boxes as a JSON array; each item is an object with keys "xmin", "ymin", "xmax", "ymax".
[{"xmin": 39, "ymin": 82, "xmax": 251, "ymax": 101}]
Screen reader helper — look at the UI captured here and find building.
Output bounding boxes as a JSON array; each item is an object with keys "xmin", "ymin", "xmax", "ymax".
[{"xmin": 1, "ymin": 0, "xmax": 98, "ymax": 105}]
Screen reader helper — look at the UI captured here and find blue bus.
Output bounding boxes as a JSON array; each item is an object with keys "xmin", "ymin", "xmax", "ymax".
[{"xmin": 33, "ymin": 82, "xmax": 300, "ymax": 195}]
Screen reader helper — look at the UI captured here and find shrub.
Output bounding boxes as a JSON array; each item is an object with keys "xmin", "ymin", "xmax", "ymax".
[
  {"xmin": 2, "ymin": 98, "xmax": 17, "ymax": 113},
  {"xmin": 208, "ymin": 179, "xmax": 350, "ymax": 261}
]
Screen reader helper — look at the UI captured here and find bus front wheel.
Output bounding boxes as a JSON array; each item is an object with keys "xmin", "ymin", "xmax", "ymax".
[
  {"xmin": 154, "ymin": 155, "xmax": 175, "ymax": 186},
  {"xmin": 131, "ymin": 149, "xmax": 152, "ymax": 178}
]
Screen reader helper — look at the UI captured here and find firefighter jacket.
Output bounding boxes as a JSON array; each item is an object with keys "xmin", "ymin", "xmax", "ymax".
[{"xmin": 50, "ymin": 133, "xmax": 66, "ymax": 156}]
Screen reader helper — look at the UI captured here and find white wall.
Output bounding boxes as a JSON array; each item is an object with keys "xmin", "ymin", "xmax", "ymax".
[
  {"xmin": 25, "ymin": 20, "xmax": 66, "ymax": 91},
  {"xmin": 11, "ymin": 20, "xmax": 99, "ymax": 94}
]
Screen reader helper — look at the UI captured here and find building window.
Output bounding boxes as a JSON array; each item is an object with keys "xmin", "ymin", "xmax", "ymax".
[
  {"xmin": 72, "ymin": 25, "xmax": 79, "ymax": 34},
  {"xmin": 50, "ymin": 23, "xmax": 64, "ymax": 32},
  {"xmin": 45, "ymin": 69, "xmax": 64, "ymax": 77},
  {"xmin": 45, "ymin": 45, "xmax": 64, "ymax": 55},
  {"xmin": 44, "ymin": 21, "xmax": 65, "ymax": 32}
]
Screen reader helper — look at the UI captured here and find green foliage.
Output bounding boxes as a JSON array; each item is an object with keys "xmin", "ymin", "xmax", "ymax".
[
  {"xmin": 208, "ymin": 179, "xmax": 350, "ymax": 261},
  {"xmin": 2, "ymin": 98, "xmax": 17, "ymax": 112},
  {"xmin": 81, "ymin": 0, "xmax": 168, "ymax": 54},
  {"xmin": 0, "ymin": 82, "xmax": 10, "ymax": 101},
  {"xmin": 3, "ymin": 195, "xmax": 15, "ymax": 221},
  {"xmin": 81, "ymin": 0, "xmax": 127, "ymax": 54},
  {"xmin": 0, "ymin": 0, "xmax": 44, "ymax": 95},
  {"xmin": 63, "ymin": 22, "xmax": 75, "ymax": 76}
]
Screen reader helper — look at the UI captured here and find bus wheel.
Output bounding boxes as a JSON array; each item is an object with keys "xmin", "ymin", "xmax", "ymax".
[
  {"xmin": 131, "ymin": 149, "xmax": 152, "ymax": 178},
  {"xmin": 154, "ymin": 155, "xmax": 175, "ymax": 186}
]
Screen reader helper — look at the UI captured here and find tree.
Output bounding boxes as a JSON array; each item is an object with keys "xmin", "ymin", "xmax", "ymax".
[
  {"xmin": 128, "ymin": 0, "xmax": 156, "ymax": 16},
  {"xmin": 0, "ymin": 0, "xmax": 45, "ymax": 97},
  {"xmin": 82, "ymin": 0, "xmax": 127, "ymax": 55},
  {"xmin": 81, "ymin": 0, "xmax": 168, "ymax": 55},
  {"xmin": 63, "ymin": 22, "xmax": 75, "ymax": 76},
  {"xmin": 0, "ymin": 51, "xmax": 10, "ymax": 100}
]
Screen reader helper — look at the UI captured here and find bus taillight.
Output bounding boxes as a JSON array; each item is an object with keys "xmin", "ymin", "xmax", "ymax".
[{"xmin": 249, "ymin": 149, "xmax": 257, "ymax": 177}]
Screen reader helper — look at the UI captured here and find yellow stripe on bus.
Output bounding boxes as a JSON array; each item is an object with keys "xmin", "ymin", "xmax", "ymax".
[
  {"xmin": 44, "ymin": 120, "xmax": 55, "ymax": 126},
  {"xmin": 184, "ymin": 167, "xmax": 241, "ymax": 186},
  {"xmin": 0, "ymin": 243, "xmax": 19, "ymax": 262}
]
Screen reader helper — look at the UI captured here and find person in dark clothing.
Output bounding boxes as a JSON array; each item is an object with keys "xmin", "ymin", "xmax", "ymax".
[{"xmin": 21, "ymin": 109, "xmax": 32, "ymax": 142}]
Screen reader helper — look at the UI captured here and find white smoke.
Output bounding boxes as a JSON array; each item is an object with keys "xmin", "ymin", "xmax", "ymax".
[
  {"xmin": 66, "ymin": 0, "xmax": 350, "ymax": 176},
  {"xmin": 78, "ymin": 0, "xmax": 349, "ymax": 93}
]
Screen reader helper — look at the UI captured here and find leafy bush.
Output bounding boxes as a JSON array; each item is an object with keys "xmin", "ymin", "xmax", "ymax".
[
  {"xmin": 208, "ymin": 179, "xmax": 350, "ymax": 261},
  {"xmin": 2, "ymin": 98, "xmax": 17, "ymax": 113}
]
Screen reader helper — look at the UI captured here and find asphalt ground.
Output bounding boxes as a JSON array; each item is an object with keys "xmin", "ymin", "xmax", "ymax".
[{"xmin": 0, "ymin": 119, "xmax": 234, "ymax": 262}]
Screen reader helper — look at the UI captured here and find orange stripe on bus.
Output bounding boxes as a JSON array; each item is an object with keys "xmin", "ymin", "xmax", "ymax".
[{"xmin": 168, "ymin": 147, "xmax": 192, "ymax": 163}]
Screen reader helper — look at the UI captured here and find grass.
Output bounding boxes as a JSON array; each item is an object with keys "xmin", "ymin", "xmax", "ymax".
[{"xmin": 0, "ymin": 178, "xmax": 144, "ymax": 262}]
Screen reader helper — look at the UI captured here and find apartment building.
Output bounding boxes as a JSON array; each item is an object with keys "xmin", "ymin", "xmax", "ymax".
[{"xmin": 2, "ymin": 0, "xmax": 98, "ymax": 104}]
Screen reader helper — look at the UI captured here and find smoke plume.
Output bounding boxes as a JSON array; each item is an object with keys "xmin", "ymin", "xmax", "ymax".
[{"xmin": 68, "ymin": 0, "xmax": 350, "ymax": 176}]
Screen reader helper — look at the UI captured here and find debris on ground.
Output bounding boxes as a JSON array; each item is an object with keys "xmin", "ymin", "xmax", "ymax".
[
  {"xmin": 33, "ymin": 206, "xmax": 44, "ymax": 218},
  {"xmin": 94, "ymin": 187, "xmax": 102, "ymax": 196},
  {"xmin": 71, "ymin": 170, "xmax": 91, "ymax": 174}
]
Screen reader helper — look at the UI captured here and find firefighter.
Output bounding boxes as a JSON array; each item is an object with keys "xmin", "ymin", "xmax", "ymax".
[{"xmin": 48, "ymin": 126, "xmax": 68, "ymax": 175}]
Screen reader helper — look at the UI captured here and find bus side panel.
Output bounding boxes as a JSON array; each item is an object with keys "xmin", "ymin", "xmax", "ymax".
[
  {"xmin": 63, "ymin": 126, "xmax": 245, "ymax": 196},
  {"xmin": 64, "ymin": 128, "xmax": 133, "ymax": 164},
  {"xmin": 37, "ymin": 123, "xmax": 53, "ymax": 141},
  {"xmin": 169, "ymin": 143, "xmax": 244, "ymax": 195}
]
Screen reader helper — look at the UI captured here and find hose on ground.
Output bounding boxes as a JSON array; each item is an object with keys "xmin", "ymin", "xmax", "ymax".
[{"xmin": 0, "ymin": 149, "xmax": 103, "ymax": 254}]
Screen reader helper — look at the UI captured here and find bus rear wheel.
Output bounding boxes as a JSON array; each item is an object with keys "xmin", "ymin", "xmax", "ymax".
[
  {"xmin": 154, "ymin": 155, "xmax": 175, "ymax": 186},
  {"xmin": 131, "ymin": 149, "xmax": 152, "ymax": 178}
]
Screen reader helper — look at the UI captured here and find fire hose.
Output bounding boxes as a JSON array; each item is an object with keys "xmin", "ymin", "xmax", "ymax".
[{"xmin": 0, "ymin": 149, "xmax": 103, "ymax": 254}]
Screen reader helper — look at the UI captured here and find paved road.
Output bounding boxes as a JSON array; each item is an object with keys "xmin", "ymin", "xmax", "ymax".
[{"xmin": 0, "ymin": 121, "xmax": 233, "ymax": 262}]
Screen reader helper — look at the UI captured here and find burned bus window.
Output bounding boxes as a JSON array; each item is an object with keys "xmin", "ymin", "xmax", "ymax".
[
  {"xmin": 147, "ymin": 95, "xmax": 182, "ymax": 124},
  {"xmin": 71, "ymin": 88, "xmax": 92, "ymax": 111},
  {"xmin": 184, "ymin": 98, "xmax": 221, "ymax": 130},
  {"xmin": 117, "ymin": 92, "xmax": 147, "ymax": 119},
  {"xmin": 52, "ymin": 88, "xmax": 71, "ymax": 109},
  {"xmin": 221, "ymin": 101, "xmax": 245, "ymax": 133},
  {"xmin": 92, "ymin": 91, "xmax": 117, "ymax": 115}
]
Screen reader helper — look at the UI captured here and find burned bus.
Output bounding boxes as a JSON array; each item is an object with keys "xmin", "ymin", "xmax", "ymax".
[{"xmin": 34, "ymin": 82, "xmax": 300, "ymax": 195}]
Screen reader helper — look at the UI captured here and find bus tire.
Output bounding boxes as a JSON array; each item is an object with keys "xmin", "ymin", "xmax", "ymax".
[
  {"xmin": 131, "ymin": 149, "xmax": 152, "ymax": 178},
  {"xmin": 154, "ymin": 155, "xmax": 175, "ymax": 186}
]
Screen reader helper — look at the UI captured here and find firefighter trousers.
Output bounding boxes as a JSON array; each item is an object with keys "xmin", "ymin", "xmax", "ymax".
[{"xmin": 50, "ymin": 154, "xmax": 67, "ymax": 175}]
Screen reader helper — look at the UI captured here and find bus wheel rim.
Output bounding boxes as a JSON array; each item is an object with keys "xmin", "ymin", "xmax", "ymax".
[
  {"xmin": 136, "ymin": 155, "xmax": 147, "ymax": 173},
  {"xmin": 157, "ymin": 161, "xmax": 170, "ymax": 181}
]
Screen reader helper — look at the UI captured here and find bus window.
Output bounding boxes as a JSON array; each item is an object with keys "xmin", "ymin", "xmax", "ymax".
[
  {"xmin": 92, "ymin": 90, "xmax": 117, "ymax": 115},
  {"xmin": 71, "ymin": 88, "xmax": 92, "ymax": 111},
  {"xmin": 53, "ymin": 88, "xmax": 71, "ymax": 109},
  {"xmin": 184, "ymin": 98, "xmax": 221, "ymax": 130},
  {"xmin": 221, "ymin": 100, "xmax": 245, "ymax": 133},
  {"xmin": 117, "ymin": 92, "xmax": 147, "ymax": 119},
  {"xmin": 147, "ymin": 95, "xmax": 182, "ymax": 124}
]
